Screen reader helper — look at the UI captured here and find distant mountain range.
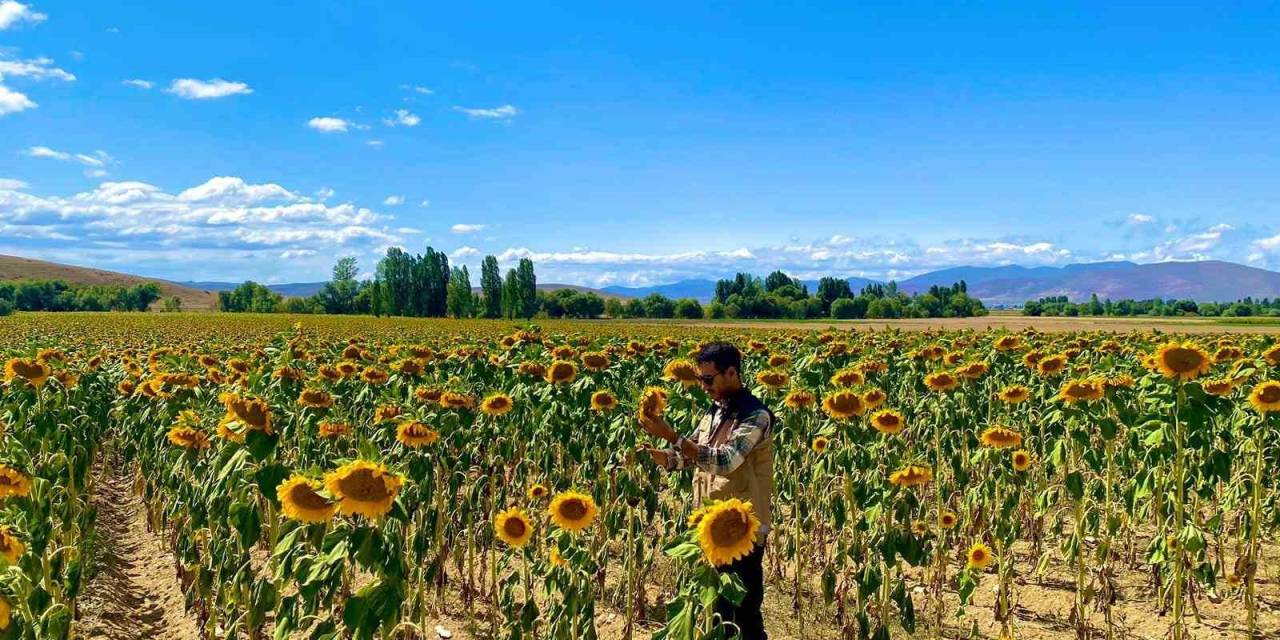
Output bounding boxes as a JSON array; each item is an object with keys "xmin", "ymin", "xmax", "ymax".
[
  {"xmin": 603, "ymin": 260, "xmax": 1280, "ymax": 306},
  {"xmin": 7, "ymin": 254, "xmax": 1280, "ymax": 310}
]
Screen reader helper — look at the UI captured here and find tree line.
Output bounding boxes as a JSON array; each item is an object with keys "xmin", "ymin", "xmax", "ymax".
[
  {"xmin": 697, "ymin": 271, "xmax": 986, "ymax": 320},
  {"xmin": 0, "ymin": 279, "xmax": 162, "ymax": 315},
  {"xmin": 1023, "ymin": 294, "xmax": 1280, "ymax": 318}
]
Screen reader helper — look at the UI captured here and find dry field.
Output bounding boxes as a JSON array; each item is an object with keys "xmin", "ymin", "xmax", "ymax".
[{"xmin": 0, "ymin": 312, "xmax": 1277, "ymax": 640}]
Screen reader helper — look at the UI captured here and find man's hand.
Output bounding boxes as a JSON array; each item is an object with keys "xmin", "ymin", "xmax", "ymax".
[
  {"xmin": 638, "ymin": 413, "xmax": 676, "ymax": 442},
  {"xmin": 638, "ymin": 446, "xmax": 670, "ymax": 469}
]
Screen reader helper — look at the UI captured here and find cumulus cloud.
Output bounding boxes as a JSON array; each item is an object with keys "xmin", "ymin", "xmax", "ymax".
[
  {"xmin": 121, "ymin": 79, "xmax": 153, "ymax": 90},
  {"xmin": 451, "ymin": 223, "xmax": 486, "ymax": 234},
  {"xmin": 0, "ymin": 178, "xmax": 29, "ymax": 190},
  {"xmin": 307, "ymin": 116, "xmax": 350, "ymax": 133},
  {"xmin": 0, "ymin": 84, "xmax": 35, "ymax": 114},
  {"xmin": 0, "ymin": 51, "xmax": 74, "ymax": 115},
  {"xmin": 383, "ymin": 109, "xmax": 420, "ymax": 127},
  {"xmin": 382, "ymin": 195, "xmax": 404, "ymax": 206},
  {"xmin": 453, "ymin": 104, "xmax": 518, "ymax": 120},
  {"xmin": 1127, "ymin": 213, "xmax": 1155, "ymax": 225},
  {"xmin": 166, "ymin": 78, "xmax": 252, "ymax": 100},
  {"xmin": 0, "ymin": 1, "xmax": 45, "ymax": 30},
  {"xmin": 451, "ymin": 246, "xmax": 479, "ymax": 258},
  {"xmin": 315, "ymin": 186, "xmax": 335, "ymax": 200}
]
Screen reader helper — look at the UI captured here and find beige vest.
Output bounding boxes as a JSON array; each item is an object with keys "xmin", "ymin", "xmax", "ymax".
[{"xmin": 692, "ymin": 408, "xmax": 774, "ymax": 531}]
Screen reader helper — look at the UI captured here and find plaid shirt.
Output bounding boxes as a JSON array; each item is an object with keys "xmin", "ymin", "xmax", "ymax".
[{"xmin": 665, "ymin": 390, "xmax": 772, "ymax": 475}]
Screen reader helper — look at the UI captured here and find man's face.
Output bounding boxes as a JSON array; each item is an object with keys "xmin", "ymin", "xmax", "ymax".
[{"xmin": 697, "ymin": 361, "xmax": 738, "ymax": 401}]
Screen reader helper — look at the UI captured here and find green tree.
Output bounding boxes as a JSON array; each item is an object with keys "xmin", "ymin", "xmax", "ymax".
[
  {"xmin": 446, "ymin": 266, "xmax": 474, "ymax": 318},
  {"xmin": 480, "ymin": 255, "xmax": 503, "ymax": 318},
  {"xmin": 318, "ymin": 256, "xmax": 361, "ymax": 314}
]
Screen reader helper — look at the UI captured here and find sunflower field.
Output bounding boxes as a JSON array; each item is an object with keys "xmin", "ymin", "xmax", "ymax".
[{"xmin": 0, "ymin": 312, "xmax": 1277, "ymax": 640}]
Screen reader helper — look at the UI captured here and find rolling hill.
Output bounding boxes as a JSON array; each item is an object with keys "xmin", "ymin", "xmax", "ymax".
[
  {"xmin": 0, "ymin": 254, "xmax": 220, "ymax": 309},
  {"xmin": 965, "ymin": 260, "xmax": 1280, "ymax": 306}
]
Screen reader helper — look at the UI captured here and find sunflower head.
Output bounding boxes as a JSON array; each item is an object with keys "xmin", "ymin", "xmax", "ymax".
[
  {"xmin": 997, "ymin": 385, "xmax": 1031, "ymax": 404},
  {"xmin": 480, "ymin": 393, "xmax": 514, "ymax": 417},
  {"xmin": 938, "ymin": 511, "xmax": 958, "ymax": 529},
  {"xmin": 495, "ymin": 507, "xmax": 534, "ymax": 547},
  {"xmin": 324, "ymin": 460, "xmax": 402, "ymax": 520},
  {"xmin": 1011, "ymin": 449, "xmax": 1033, "ymax": 472},
  {"xmin": 967, "ymin": 542, "xmax": 994, "ymax": 570},
  {"xmin": 166, "ymin": 426, "xmax": 211, "ymax": 450},
  {"xmin": 663, "ymin": 359, "xmax": 700, "ymax": 386},
  {"xmin": 924, "ymin": 371, "xmax": 958, "ymax": 393},
  {"xmin": 546, "ymin": 360, "xmax": 578, "ymax": 385},
  {"xmin": 783, "ymin": 389, "xmax": 815, "ymax": 409},
  {"xmin": 889, "ymin": 465, "xmax": 932, "ymax": 488},
  {"xmin": 396, "ymin": 421, "xmax": 440, "ymax": 448},
  {"xmin": 5, "ymin": 358, "xmax": 51, "ymax": 388},
  {"xmin": 993, "ymin": 335, "xmax": 1021, "ymax": 351},
  {"xmin": 638, "ymin": 387, "xmax": 668, "ymax": 419},
  {"xmin": 1201, "ymin": 378, "xmax": 1235, "ymax": 396},
  {"xmin": 980, "ymin": 426, "xmax": 1024, "ymax": 449},
  {"xmin": 1248, "ymin": 380, "xmax": 1280, "ymax": 413},
  {"xmin": 1057, "ymin": 378, "xmax": 1104, "ymax": 404},
  {"xmin": 581, "ymin": 352, "xmax": 610, "ymax": 371},
  {"xmin": 1037, "ymin": 354, "xmax": 1069, "ymax": 377},
  {"xmin": 870, "ymin": 409, "xmax": 904, "ymax": 435},
  {"xmin": 317, "ymin": 421, "xmax": 351, "ymax": 439},
  {"xmin": 0, "ymin": 527, "xmax": 25, "ymax": 565},
  {"xmin": 1153, "ymin": 342, "xmax": 1212, "ymax": 381},
  {"xmin": 860, "ymin": 388, "xmax": 887, "ymax": 409},
  {"xmin": 1262, "ymin": 344, "xmax": 1280, "ymax": 367},
  {"xmin": 0, "ymin": 466, "xmax": 30, "ymax": 500},
  {"xmin": 590, "ymin": 390, "xmax": 618, "ymax": 412},
  {"xmin": 527, "ymin": 483, "xmax": 549, "ymax": 500},
  {"xmin": 297, "ymin": 387, "xmax": 334, "ymax": 409},
  {"xmin": 811, "ymin": 436, "xmax": 830, "ymax": 453},
  {"xmin": 696, "ymin": 499, "xmax": 760, "ymax": 567},
  {"xmin": 277, "ymin": 475, "xmax": 337, "ymax": 524},
  {"xmin": 822, "ymin": 390, "xmax": 864, "ymax": 420},
  {"xmin": 830, "ymin": 368, "xmax": 865, "ymax": 387},
  {"xmin": 755, "ymin": 370, "xmax": 789, "ymax": 391},
  {"xmin": 548, "ymin": 490, "xmax": 598, "ymax": 533}
]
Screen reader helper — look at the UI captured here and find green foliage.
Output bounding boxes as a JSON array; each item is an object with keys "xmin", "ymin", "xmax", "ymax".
[{"xmin": 0, "ymin": 279, "xmax": 161, "ymax": 312}]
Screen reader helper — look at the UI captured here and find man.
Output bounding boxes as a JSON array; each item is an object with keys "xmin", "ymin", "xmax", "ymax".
[{"xmin": 638, "ymin": 341, "xmax": 774, "ymax": 640}]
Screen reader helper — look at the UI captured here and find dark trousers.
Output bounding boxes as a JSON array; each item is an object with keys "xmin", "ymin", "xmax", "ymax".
[{"xmin": 716, "ymin": 541, "xmax": 768, "ymax": 640}]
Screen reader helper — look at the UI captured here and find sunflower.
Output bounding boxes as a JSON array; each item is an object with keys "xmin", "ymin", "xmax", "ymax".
[
  {"xmin": 581, "ymin": 352, "xmax": 610, "ymax": 371},
  {"xmin": 967, "ymin": 542, "xmax": 994, "ymax": 570},
  {"xmin": 912, "ymin": 520, "xmax": 930, "ymax": 535},
  {"xmin": 517, "ymin": 362, "xmax": 547, "ymax": 379},
  {"xmin": 638, "ymin": 386, "xmax": 668, "ymax": 419},
  {"xmin": 696, "ymin": 499, "xmax": 760, "ymax": 567},
  {"xmin": 374, "ymin": 404, "xmax": 404, "ymax": 423},
  {"xmin": 590, "ymin": 390, "xmax": 618, "ymax": 412},
  {"xmin": 361, "ymin": 367, "xmax": 389, "ymax": 385},
  {"xmin": 755, "ymin": 370, "xmax": 789, "ymax": 391},
  {"xmin": 1011, "ymin": 449, "xmax": 1033, "ymax": 472},
  {"xmin": 527, "ymin": 483, "xmax": 549, "ymax": 500},
  {"xmin": 924, "ymin": 371, "xmax": 958, "ymax": 393},
  {"xmin": 1152, "ymin": 342, "xmax": 1212, "ymax": 381},
  {"xmin": 663, "ymin": 359, "xmax": 700, "ymax": 386},
  {"xmin": 1263, "ymin": 344, "xmax": 1280, "ymax": 367},
  {"xmin": 1104, "ymin": 374, "xmax": 1135, "ymax": 391},
  {"xmin": 394, "ymin": 359, "xmax": 423, "ymax": 377},
  {"xmin": 822, "ymin": 390, "xmax": 864, "ymax": 420},
  {"xmin": 997, "ymin": 384, "xmax": 1031, "ymax": 404},
  {"xmin": 4, "ymin": 358, "xmax": 50, "ymax": 388},
  {"xmin": 861, "ymin": 387, "xmax": 887, "ymax": 409},
  {"xmin": 396, "ymin": 421, "xmax": 440, "ymax": 448},
  {"xmin": 938, "ymin": 511, "xmax": 958, "ymax": 529},
  {"xmin": 958, "ymin": 362, "xmax": 989, "ymax": 380},
  {"xmin": 439, "ymin": 392, "xmax": 475, "ymax": 410},
  {"xmin": 549, "ymin": 547, "xmax": 567, "ymax": 568},
  {"xmin": 277, "ymin": 475, "xmax": 337, "ymax": 524},
  {"xmin": 830, "ymin": 368, "xmax": 865, "ymax": 387},
  {"xmin": 546, "ymin": 360, "xmax": 578, "ymax": 385},
  {"xmin": 1036, "ymin": 354, "xmax": 1069, "ymax": 377},
  {"xmin": 548, "ymin": 490, "xmax": 598, "ymax": 533},
  {"xmin": 811, "ymin": 436, "xmax": 830, "ymax": 453},
  {"xmin": 297, "ymin": 388, "xmax": 334, "ymax": 409},
  {"xmin": 870, "ymin": 409, "xmax": 905, "ymax": 435},
  {"xmin": 993, "ymin": 335, "xmax": 1021, "ymax": 351},
  {"xmin": 980, "ymin": 426, "xmax": 1023, "ymax": 449},
  {"xmin": 768, "ymin": 354, "xmax": 791, "ymax": 368},
  {"xmin": 1201, "ymin": 378, "xmax": 1235, "ymax": 396},
  {"xmin": 687, "ymin": 503, "xmax": 715, "ymax": 527},
  {"xmin": 495, "ymin": 507, "xmax": 534, "ymax": 547},
  {"xmin": 0, "ymin": 595, "xmax": 9, "ymax": 630},
  {"xmin": 889, "ymin": 465, "xmax": 932, "ymax": 487},
  {"xmin": 1057, "ymin": 378, "xmax": 1104, "ymax": 404},
  {"xmin": 783, "ymin": 389, "xmax": 815, "ymax": 409},
  {"xmin": 166, "ymin": 426, "xmax": 211, "ymax": 450},
  {"xmin": 480, "ymin": 393, "xmax": 514, "ymax": 417},
  {"xmin": 220, "ymin": 393, "xmax": 273, "ymax": 433},
  {"xmin": 325, "ymin": 460, "xmax": 402, "ymax": 520},
  {"xmin": 317, "ymin": 421, "xmax": 350, "ymax": 439},
  {"xmin": 0, "ymin": 527, "xmax": 23, "ymax": 565},
  {"xmin": 1247, "ymin": 380, "xmax": 1280, "ymax": 413},
  {"xmin": 0, "ymin": 466, "xmax": 32, "ymax": 499}
]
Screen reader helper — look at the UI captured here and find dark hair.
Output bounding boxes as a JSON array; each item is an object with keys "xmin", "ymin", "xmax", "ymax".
[{"xmin": 695, "ymin": 342, "xmax": 742, "ymax": 375}]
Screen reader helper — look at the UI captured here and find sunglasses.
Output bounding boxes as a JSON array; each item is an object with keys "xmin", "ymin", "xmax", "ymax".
[{"xmin": 697, "ymin": 371, "xmax": 723, "ymax": 385}]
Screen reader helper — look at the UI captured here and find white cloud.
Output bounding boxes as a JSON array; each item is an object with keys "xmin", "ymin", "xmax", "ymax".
[
  {"xmin": 1127, "ymin": 213, "xmax": 1155, "ymax": 225},
  {"xmin": 0, "ymin": 2, "xmax": 45, "ymax": 30},
  {"xmin": 383, "ymin": 195, "xmax": 404, "ymax": 206},
  {"xmin": 280, "ymin": 249, "xmax": 316, "ymax": 259},
  {"xmin": 451, "ymin": 246, "xmax": 479, "ymax": 258},
  {"xmin": 1253, "ymin": 234, "xmax": 1280, "ymax": 251},
  {"xmin": 419, "ymin": 199, "xmax": 430, "ymax": 208},
  {"xmin": 25, "ymin": 146, "xmax": 113, "ymax": 168},
  {"xmin": 176, "ymin": 176, "xmax": 297, "ymax": 204},
  {"xmin": 0, "ymin": 84, "xmax": 35, "ymax": 115},
  {"xmin": 384, "ymin": 109, "xmax": 420, "ymax": 127},
  {"xmin": 451, "ymin": 223, "xmax": 487, "ymax": 234},
  {"xmin": 166, "ymin": 78, "xmax": 252, "ymax": 100},
  {"xmin": 0, "ymin": 178, "xmax": 29, "ymax": 190},
  {"xmin": 453, "ymin": 104, "xmax": 518, "ymax": 120},
  {"xmin": 84, "ymin": 168, "xmax": 107, "ymax": 178},
  {"xmin": 315, "ymin": 186, "xmax": 335, "ymax": 200},
  {"xmin": 828, "ymin": 234, "xmax": 853, "ymax": 246},
  {"xmin": 366, "ymin": 139, "xmax": 384, "ymax": 148},
  {"xmin": 0, "ymin": 56, "xmax": 75, "ymax": 82},
  {"xmin": 401, "ymin": 84, "xmax": 433, "ymax": 95},
  {"xmin": 307, "ymin": 116, "xmax": 350, "ymax": 133},
  {"xmin": 121, "ymin": 79, "xmax": 153, "ymax": 90}
]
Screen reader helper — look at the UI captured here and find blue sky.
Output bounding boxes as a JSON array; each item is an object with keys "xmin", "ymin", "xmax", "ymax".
[{"xmin": 3, "ymin": 1, "xmax": 1280, "ymax": 286}]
